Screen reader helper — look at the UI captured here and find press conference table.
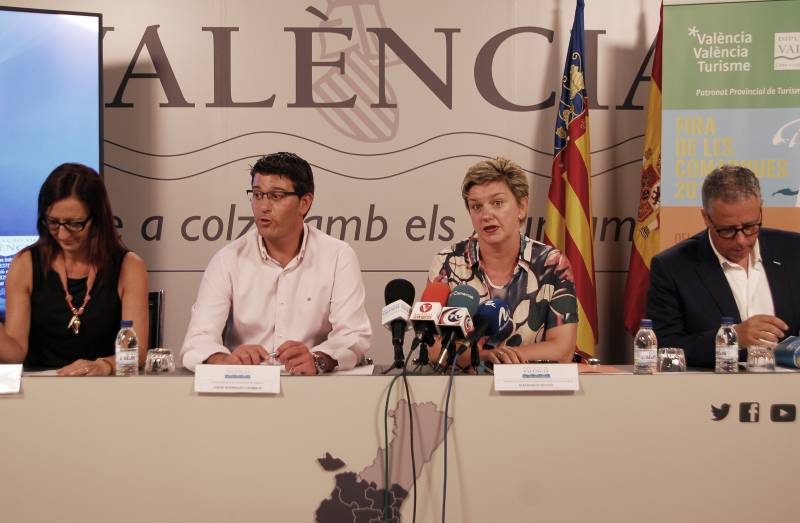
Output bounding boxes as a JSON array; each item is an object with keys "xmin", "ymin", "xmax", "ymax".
[{"xmin": 1, "ymin": 369, "xmax": 798, "ymax": 523}]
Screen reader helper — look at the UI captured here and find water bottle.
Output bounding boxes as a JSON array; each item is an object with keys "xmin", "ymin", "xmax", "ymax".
[
  {"xmin": 715, "ymin": 317, "xmax": 739, "ymax": 373},
  {"xmin": 633, "ymin": 319, "xmax": 658, "ymax": 374},
  {"xmin": 115, "ymin": 320, "xmax": 139, "ymax": 376}
]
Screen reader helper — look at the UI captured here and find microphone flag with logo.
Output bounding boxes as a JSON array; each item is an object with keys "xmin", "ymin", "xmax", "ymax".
[
  {"xmin": 435, "ymin": 284, "xmax": 480, "ymax": 371},
  {"xmin": 410, "ymin": 281, "xmax": 450, "ymax": 345},
  {"xmin": 466, "ymin": 298, "xmax": 512, "ymax": 369}
]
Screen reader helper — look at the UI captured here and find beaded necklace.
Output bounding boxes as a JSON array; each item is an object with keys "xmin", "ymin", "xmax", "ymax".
[{"xmin": 52, "ymin": 255, "xmax": 97, "ymax": 335}]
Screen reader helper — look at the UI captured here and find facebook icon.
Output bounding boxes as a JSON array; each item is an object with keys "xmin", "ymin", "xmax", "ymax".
[{"xmin": 739, "ymin": 402, "xmax": 760, "ymax": 422}]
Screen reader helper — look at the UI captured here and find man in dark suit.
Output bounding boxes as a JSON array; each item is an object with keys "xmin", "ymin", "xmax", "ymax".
[{"xmin": 646, "ymin": 165, "xmax": 800, "ymax": 368}]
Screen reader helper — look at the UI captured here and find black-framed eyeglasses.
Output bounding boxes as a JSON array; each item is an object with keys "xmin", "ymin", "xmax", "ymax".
[
  {"xmin": 43, "ymin": 217, "xmax": 92, "ymax": 233},
  {"xmin": 246, "ymin": 189, "xmax": 300, "ymax": 202},
  {"xmin": 708, "ymin": 210, "xmax": 762, "ymax": 239}
]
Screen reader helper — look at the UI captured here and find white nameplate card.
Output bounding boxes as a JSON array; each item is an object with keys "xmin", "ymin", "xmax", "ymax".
[
  {"xmin": 194, "ymin": 364, "xmax": 280, "ymax": 394},
  {"xmin": 0, "ymin": 364, "xmax": 23, "ymax": 394},
  {"xmin": 493, "ymin": 363, "xmax": 579, "ymax": 392}
]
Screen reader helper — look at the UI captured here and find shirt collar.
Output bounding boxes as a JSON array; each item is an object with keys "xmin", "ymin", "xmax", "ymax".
[
  {"xmin": 708, "ymin": 232, "xmax": 762, "ymax": 271},
  {"xmin": 257, "ymin": 223, "xmax": 310, "ymax": 267}
]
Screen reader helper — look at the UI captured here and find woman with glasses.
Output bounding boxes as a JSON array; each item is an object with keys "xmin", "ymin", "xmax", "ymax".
[{"xmin": 0, "ymin": 163, "xmax": 148, "ymax": 375}]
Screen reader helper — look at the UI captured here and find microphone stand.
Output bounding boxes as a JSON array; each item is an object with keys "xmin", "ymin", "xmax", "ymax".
[{"xmin": 470, "ymin": 339, "xmax": 480, "ymax": 372}]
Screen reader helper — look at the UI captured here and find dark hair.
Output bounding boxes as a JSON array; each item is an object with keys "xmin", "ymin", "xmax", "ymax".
[
  {"xmin": 701, "ymin": 164, "xmax": 761, "ymax": 212},
  {"xmin": 249, "ymin": 152, "xmax": 315, "ymax": 196},
  {"xmin": 27, "ymin": 163, "xmax": 126, "ymax": 279}
]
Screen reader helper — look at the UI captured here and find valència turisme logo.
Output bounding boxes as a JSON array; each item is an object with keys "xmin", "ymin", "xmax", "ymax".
[
  {"xmin": 687, "ymin": 25, "xmax": 753, "ymax": 73},
  {"xmin": 774, "ymin": 33, "xmax": 800, "ymax": 71}
]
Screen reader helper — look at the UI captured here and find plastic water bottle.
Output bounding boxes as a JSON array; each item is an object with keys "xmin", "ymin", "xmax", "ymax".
[
  {"xmin": 115, "ymin": 320, "xmax": 139, "ymax": 376},
  {"xmin": 633, "ymin": 319, "xmax": 658, "ymax": 374},
  {"xmin": 715, "ymin": 317, "xmax": 739, "ymax": 373}
]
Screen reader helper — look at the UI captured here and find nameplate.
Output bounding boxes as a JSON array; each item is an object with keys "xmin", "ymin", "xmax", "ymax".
[
  {"xmin": 0, "ymin": 364, "xmax": 23, "ymax": 394},
  {"xmin": 194, "ymin": 364, "xmax": 280, "ymax": 394},
  {"xmin": 493, "ymin": 363, "xmax": 579, "ymax": 392}
]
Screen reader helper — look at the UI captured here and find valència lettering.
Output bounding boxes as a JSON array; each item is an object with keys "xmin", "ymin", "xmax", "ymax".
[
  {"xmin": 693, "ymin": 45, "xmax": 749, "ymax": 59},
  {"xmin": 694, "ymin": 31, "xmax": 753, "ymax": 46}
]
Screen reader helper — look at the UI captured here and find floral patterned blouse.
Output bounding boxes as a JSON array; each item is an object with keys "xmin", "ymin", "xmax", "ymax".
[{"xmin": 428, "ymin": 234, "xmax": 578, "ymax": 347}]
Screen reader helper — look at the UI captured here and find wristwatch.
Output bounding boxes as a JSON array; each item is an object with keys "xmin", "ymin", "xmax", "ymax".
[{"xmin": 312, "ymin": 352, "xmax": 328, "ymax": 374}]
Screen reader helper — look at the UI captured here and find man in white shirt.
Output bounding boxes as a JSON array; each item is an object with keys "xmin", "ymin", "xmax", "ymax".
[
  {"xmin": 647, "ymin": 165, "xmax": 800, "ymax": 367},
  {"xmin": 181, "ymin": 152, "xmax": 371, "ymax": 374}
]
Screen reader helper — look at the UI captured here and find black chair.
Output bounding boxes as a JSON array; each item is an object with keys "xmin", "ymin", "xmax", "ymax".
[{"xmin": 148, "ymin": 290, "xmax": 164, "ymax": 348}]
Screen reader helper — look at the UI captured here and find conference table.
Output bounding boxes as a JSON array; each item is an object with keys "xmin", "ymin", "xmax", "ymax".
[{"xmin": 1, "ymin": 367, "xmax": 798, "ymax": 522}]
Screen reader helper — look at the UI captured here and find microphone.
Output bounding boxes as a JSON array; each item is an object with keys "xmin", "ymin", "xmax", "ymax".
[
  {"xmin": 483, "ymin": 300, "xmax": 514, "ymax": 349},
  {"xmin": 410, "ymin": 282, "xmax": 450, "ymax": 342},
  {"xmin": 434, "ymin": 285, "xmax": 480, "ymax": 372},
  {"xmin": 409, "ymin": 282, "xmax": 450, "ymax": 366},
  {"xmin": 381, "ymin": 279, "xmax": 415, "ymax": 368},
  {"xmin": 465, "ymin": 299, "xmax": 511, "ymax": 369}
]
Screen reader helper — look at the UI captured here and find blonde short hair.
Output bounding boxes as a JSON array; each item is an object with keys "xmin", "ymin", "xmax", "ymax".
[{"xmin": 461, "ymin": 157, "xmax": 529, "ymax": 206}]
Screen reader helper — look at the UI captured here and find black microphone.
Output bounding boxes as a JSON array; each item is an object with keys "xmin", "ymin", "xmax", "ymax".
[
  {"xmin": 466, "ymin": 299, "xmax": 511, "ymax": 369},
  {"xmin": 381, "ymin": 279, "xmax": 415, "ymax": 369},
  {"xmin": 434, "ymin": 285, "xmax": 480, "ymax": 372}
]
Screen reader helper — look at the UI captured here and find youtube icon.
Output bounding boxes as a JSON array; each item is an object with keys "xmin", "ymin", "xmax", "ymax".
[{"xmin": 770, "ymin": 404, "xmax": 797, "ymax": 422}]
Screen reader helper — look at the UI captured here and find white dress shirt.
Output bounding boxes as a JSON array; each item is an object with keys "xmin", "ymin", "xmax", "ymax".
[
  {"xmin": 181, "ymin": 224, "xmax": 372, "ymax": 371},
  {"xmin": 708, "ymin": 236, "xmax": 775, "ymax": 322}
]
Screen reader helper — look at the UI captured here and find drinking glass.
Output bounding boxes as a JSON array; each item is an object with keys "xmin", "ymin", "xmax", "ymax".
[
  {"xmin": 144, "ymin": 348, "xmax": 176, "ymax": 374},
  {"xmin": 746, "ymin": 346, "xmax": 775, "ymax": 372},
  {"xmin": 657, "ymin": 347, "xmax": 687, "ymax": 372}
]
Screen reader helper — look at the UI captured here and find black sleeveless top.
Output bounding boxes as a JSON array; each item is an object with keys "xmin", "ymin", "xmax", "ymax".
[{"xmin": 25, "ymin": 245, "xmax": 126, "ymax": 369}]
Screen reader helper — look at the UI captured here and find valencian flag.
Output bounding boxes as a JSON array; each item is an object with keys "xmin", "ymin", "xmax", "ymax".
[
  {"xmin": 623, "ymin": 4, "xmax": 662, "ymax": 335},
  {"xmin": 544, "ymin": 0, "xmax": 598, "ymax": 355}
]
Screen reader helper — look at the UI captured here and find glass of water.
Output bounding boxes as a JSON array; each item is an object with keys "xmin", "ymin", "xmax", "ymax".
[
  {"xmin": 657, "ymin": 347, "xmax": 687, "ymax": 372},
  {"xmin": 144, "ymin": 348, "xmax": 176, "ymax": 374},
  {"xmin": 746, "ymin": 346, "xmax": 775, "ymax": 372}
]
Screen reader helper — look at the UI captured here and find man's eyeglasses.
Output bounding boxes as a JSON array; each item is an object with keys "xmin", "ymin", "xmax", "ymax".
[
  {"xmin": 246, "ymin": 189, "xmax": 300, "ymax": 202},
  {"xmin": 708, "ymin": 211, "xmax": 762, "ymax": 239},
  {"xmin": 43, "ymin": 217, "xmax": 92, "ymax": 233}
]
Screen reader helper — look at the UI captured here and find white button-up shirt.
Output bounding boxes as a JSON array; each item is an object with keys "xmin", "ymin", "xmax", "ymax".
[
  {"xmin": 709, "ymin": 236, "xmax": 775, "ymax": 322},
  {"xmin": 181, "ymin": 224, "xmax": 371, "ymax": 371}
]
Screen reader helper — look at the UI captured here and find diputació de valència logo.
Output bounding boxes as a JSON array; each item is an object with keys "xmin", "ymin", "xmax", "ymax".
[{"xmin": 774, "ymin": 32, "xmax": 800, "ymax": 71}]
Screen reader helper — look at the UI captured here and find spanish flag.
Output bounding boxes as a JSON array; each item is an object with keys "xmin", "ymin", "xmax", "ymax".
[
  {"xmin": 544, "ymin": 0, "xmax": 598, "ymax": 355},
  {"xmin": 623, "ymin": 4, "xmax": 662, "ymax": 335}
]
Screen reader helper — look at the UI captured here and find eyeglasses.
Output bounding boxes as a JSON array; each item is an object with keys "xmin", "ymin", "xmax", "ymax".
[
  {"xmin": 246, "ymin": 189, "xmax": 300, "ymax": 202},
  {"xmin": 708, "ymin": 211, "xmax": 762, "ymax": 239},
  {"xmin": 43, "ymin": 217, "xmax": 92, "ymax": 233}
]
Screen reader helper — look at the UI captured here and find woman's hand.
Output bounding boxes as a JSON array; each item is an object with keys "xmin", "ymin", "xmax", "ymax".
[
  {"xmin": 481, "ymin": 345, "xmax": 524, "ymax": 364},
  {"xmin": 57, "ymin": 358, "xmax": 113, "ymax": 376}
]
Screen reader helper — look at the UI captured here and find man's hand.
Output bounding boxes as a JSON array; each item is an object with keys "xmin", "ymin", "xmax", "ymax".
[
  {"xmin": 206, "ymin": 344, "xmax": 269, "ymax": 365},
  {"xmin": 276, "ymin": 341, "xmax": 316, "ymax": 375},
  {"xmin": 735, "ymin": 315, "xmax": 789, "ymax": 348}
]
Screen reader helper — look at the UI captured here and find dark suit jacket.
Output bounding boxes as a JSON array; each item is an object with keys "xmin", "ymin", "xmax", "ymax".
[{"xmin": 646, "ymin": 228, "xmax": 800, "ymax": 368}]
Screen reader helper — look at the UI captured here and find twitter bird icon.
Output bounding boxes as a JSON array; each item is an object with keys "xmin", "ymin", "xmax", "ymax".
[{"xmin": 711, "ymin": 403, "xmax": 731, "ymax": 421}]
